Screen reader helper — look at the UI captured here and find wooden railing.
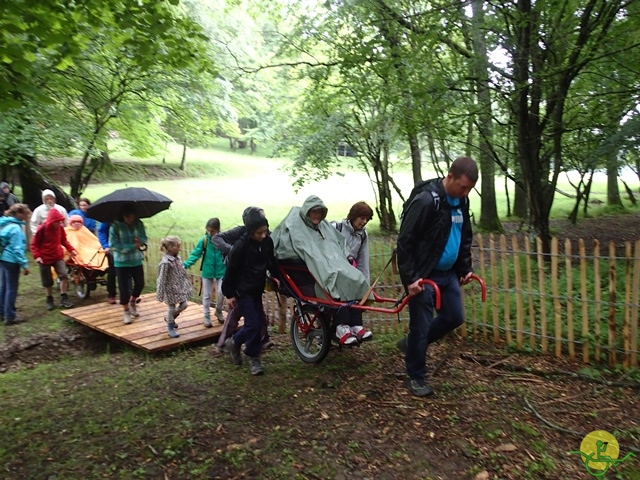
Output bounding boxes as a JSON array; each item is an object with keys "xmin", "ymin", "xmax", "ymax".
[{"xmin": 143, "ymin": 234, "xmax": 640, "ymax": 368}]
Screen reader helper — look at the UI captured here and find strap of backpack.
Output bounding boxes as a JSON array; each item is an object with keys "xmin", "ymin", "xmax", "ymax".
[{"xmin": 199, "ymin": 235, "xmax": 207, "ymax": 271}]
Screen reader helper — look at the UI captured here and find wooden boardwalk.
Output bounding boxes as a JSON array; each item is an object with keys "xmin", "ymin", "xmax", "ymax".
[{"xmin": 61, "ymin": 293, "xmax": 233, "ymax": 352}]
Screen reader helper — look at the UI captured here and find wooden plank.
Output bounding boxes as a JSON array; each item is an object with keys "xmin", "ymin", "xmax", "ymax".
[
  {"xmin": 60, "ymin": 293, "xmax": 227, "ymax": 353},
  {"xmin": 537, "ymin": 238, "xmax": 548, "ymax": 354},
  {"xmin": 566, "ymin": 239, "xmax": 574, "ymax": 359},
  {"xmin": 608, "ymin": 242, "xmax": 617, "ymax": 366},
  {"xmin": 512, "ymin": 236, "xmax": 523, "ymax": 350},
  {"xmin": 490, "ymin": 235, "xmax": 500, "ymax": 343},
  {"xmin": 579, "ymin": 239, "xmax": 590, "ymax": 363},
  {"xmin": 631, "ymin": 240, "xmax": 640, "ymax": 368},
  {"xmin": 551, "ymin": 238, "xmax": 562, "ymax": 358},
  {"xmin": 623, "ymin": 242, "xmax": 632, "ymax": 368},
  {"xmin": 524, "ymin": 238, "xmax": 536, "ymax": 350},
  {"xmin": 594, "ymin": 240, "xmax": 602, "ymax": 362},
  {"xmin": 477, "ymin": 235, "xmax": 488, "ymax": 341},
  {"xmin": 501, "ymin": 235, "xmax": 511, "ymax": 346}
]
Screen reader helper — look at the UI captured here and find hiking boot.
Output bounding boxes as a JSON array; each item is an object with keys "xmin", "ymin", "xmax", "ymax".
[
  {"xmin": 123, "ymin": 311, "xmax": 132, "ymax": 325},
  {"xmin": 203, "ymin": 313, "xmax": 212, "ymax": 328},
  {"xmin": 215, "ymin": 311, "xmax": 225, "ymax": 324},
  {"xmin": 223, "ymin": 337, "xmax": 243, "ymax": 365},
  {"xmin": 351, "ymin": 325, "xmax": 373, "ymax": 342},
  {"xmin": 107, "ymin": 297, "xmax": 117, "ymax": 305},
  {"xmin": 405, "ymin": 378, "xmax": 435, "ymax": 397},
  {"xmin": 249, "ymin": 357, "xmax": 264, "ymax": 376},
  {"xmin": 261, "ymin": 340, "xmax": 275, "ymax": 351},
  {"xmin": 397, "ymin": 336, "xmax": 408, "ymax": 355},
  {"xmin": 59, "ymin": 295, "xmax": 74, "ymax": 309},
  {"xmin": 128, "ymin": 300, "xmax": 140, "ymax": 317},
  {"xmin": 46, "ymin": 296, "xmax": 55, "ymax": 311},
  {"xmin": 335, "ymin": 324, "xmax": 357, "ymax": 346}
]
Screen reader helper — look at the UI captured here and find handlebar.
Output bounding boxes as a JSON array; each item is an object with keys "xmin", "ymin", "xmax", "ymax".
[
  {"xmin": 469, "ymin": 274, "xmax": 487, "ymax": 302},
  {"xmin": 419, "ymin": 279, "xmax": 441, "ymax": 310}
]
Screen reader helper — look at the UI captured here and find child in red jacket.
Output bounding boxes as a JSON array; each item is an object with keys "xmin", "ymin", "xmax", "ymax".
[{"xmin": 31, "ymin": 208, "xmax": 78, "ymax": 310}]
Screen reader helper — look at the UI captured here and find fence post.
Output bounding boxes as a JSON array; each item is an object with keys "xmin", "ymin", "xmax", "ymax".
[
  {"xmin": 551, "ymin": 238, "xmax": 562, "ymax": 358},
  {"xmin": 579, "ymin": 239, "xmax": 590, "ymax": 363},
  {"xmin": 607, "ymin": 242, "xmax": 617, "ymax": 366},
  {"xmin": 512, "ymin": 236, "xmax": 523, "ymax": 350},
  {"xmin": 565, "ymin": 239, "xmax": 575, "ymax": 359},
  {"xmin": 594, "ymin": 240, "xmax": 602, "ymax": 362},
  {"xmin": 537, "ymin": 238, "xmax": 548, "ymax": 354}
]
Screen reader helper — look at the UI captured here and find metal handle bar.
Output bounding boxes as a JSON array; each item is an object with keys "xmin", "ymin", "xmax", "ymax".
[{"xmin": 469, "ymin": 274, "xmax": 487, "ymax": 302}]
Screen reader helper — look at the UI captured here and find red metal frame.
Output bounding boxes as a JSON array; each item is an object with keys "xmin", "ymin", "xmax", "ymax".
[{"xmin": 278, "ymin": 263, "xmax": 443, "ymax": 313}]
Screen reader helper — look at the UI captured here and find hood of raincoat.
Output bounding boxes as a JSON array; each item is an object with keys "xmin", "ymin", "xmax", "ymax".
[{"xmin": 271, "ymin": 195, "xmax": 370, "ymax": 301}]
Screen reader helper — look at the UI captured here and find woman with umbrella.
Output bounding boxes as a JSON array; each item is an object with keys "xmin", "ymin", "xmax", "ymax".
[{"xmin": 109, "ymin": 203, "xmax": 147, "ymax": 324}]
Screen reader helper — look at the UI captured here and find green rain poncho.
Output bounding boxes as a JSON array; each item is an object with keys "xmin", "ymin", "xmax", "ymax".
[{"xmin": 271, "ymin": 195, "xmax": 370, "ymax": 301}]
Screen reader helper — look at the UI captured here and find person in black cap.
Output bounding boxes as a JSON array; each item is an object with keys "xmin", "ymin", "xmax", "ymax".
[{"xmin": 221, "ymin": 207, "xmax": 277, "ymax": 376}]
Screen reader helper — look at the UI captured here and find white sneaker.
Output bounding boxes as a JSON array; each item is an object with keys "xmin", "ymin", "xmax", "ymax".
[
  {"xmin": 351, "ymin": 325, "xmax": 373, "ymax": 342},
  {"xmin": 123, "ymin": 311, "xmax": 132, "ymax": 325},
  {"xmin": 335, "ymin": 324, "xmax": 357, "ymax": 345}
]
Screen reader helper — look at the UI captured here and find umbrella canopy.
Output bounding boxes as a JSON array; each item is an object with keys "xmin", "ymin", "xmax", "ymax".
[{"xmin": 86, "ymin": 187, "xmax": 173, "ymax": 223}]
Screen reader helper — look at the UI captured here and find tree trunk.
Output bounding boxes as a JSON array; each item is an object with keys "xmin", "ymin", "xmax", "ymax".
[
  {"xmin": 471, "ymin": 0, "xmax": 502, "ymax": 232},
  {"xmin": 180, "ymin": 139, "xmax": 187, "ymax": 171},
  {"xmin": 408, "ymin": 131, "xmax": 422, "ymax": 185},
  {"xmin": 17, "ymin": 155, "xmax": 75, "ymax": 212},
  {"xmin": 606, "ymin": 150, "xmax": 622, "ymax": 206}
]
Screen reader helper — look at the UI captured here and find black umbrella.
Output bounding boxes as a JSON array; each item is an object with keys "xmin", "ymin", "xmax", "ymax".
[{"xmin": 86, "ymin": 187, "xmax": 173, "ymax": 223}]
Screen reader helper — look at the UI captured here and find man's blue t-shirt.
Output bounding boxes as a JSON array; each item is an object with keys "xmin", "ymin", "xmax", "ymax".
[{"xmin": 435, "ymin": 196, "xmax": 463, "ymax": 271}]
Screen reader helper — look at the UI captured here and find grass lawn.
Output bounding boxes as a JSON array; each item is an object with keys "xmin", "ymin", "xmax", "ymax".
[{"xmin": 40, "ymin": 139, "xmax": 639, "ymax": 242}]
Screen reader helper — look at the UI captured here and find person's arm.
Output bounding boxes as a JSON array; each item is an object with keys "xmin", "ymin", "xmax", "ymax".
[
  {"xmin": 221, "ymin": 237, "xmax": 247, "ymax": 299},
  {"xmin": 396, "ymin": 193, "xmax": 433, "ymax": 287},
  {"xmin": 183, "ymin": 238, "xmax": 205, "ymax": 269},
  {"xmin": 356, "ymin": 232, "xmax": 371, "ymax": 283},
  {"xmin": 212, "ymin": 226, "xmax": 244, "ymax": 256},
  {"xmin": 137, "ymin": 220, "xmax": 147, "ymax": 245},
  {"xmin": 109, "ymin": 223, "xmax": 129, "ymax": 253},
  {"xmin": 156, "ymin": 261, "xmax": 169, "ymax": 302},
  {"xmin": 30, "ymin": 226, "xmax": 43, "ymax": 260},
  {"xmin": 60, "ymin": 228, "xmax": 77, "ymax": 256},
  {"xmin": 29, "ymin": 208, "xmax": 42, "ymax": 235},
  {"xmin": 97, "ymin": 222, "xmax": 110, "ymax": 249}
]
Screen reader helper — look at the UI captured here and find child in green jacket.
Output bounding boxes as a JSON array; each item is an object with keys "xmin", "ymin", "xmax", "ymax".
[{"xmin": 184, "ymin": 218, "xmax": 226, "ymax": 327}]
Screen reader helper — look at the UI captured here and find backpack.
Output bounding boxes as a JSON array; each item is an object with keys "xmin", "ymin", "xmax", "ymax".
[{"xmin": 400, "ymin": 179, "xmax": 441, "ymax": 223}]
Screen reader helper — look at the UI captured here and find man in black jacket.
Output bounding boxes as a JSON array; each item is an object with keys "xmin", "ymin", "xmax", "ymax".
[{"xmin": 396, "ymin": 157, "xmax": 478, "ymax": 397}]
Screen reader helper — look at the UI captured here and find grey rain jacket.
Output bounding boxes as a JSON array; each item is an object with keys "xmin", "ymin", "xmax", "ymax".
[{"xmin": 271, "ymin": 195, "xmax": 370, "ymax": 301}]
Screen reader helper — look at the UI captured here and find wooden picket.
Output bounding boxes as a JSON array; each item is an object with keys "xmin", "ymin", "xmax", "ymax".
[{"xmin": 138, "ymin": 233, "xmax": 639, "ymax": 367}]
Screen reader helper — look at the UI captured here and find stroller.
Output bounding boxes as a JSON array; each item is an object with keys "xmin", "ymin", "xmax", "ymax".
[{"xmin": 63, "ymin": 224, "xmax": 109, "ymax": 299}]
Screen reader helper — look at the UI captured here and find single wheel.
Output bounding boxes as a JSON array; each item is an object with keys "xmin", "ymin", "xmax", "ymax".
[
  {"xmin": 68, "ymin": 266, "xmax": 89, "ymax": 299},
  {"xmin": 290, "ymin": 303, "xmax": 331, "ymax": 364}
]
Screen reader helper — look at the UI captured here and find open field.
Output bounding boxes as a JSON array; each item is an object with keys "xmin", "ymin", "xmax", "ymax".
[{"xmin": 39, "ymin": 140, "xmax": 640, "ymax": 242}]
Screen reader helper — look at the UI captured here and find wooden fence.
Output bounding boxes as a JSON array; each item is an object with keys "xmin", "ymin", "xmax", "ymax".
[{"xmin": 143, "ymin": 234, "xmax": 640, "ymax": 368}]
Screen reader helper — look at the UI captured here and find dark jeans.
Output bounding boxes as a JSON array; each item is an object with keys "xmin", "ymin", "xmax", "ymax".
[
  {"xmin": 217, "ymin": 303, "xmax": 270, "ymax": 349},
  {"xmin": 115, "ymin": 265, "xmax": 144, "ymax": 305},
  {"xmin": 0, "ymin": 260, "xmax": 21, "ymax": 320},
  {"xmin": 405, "ymin": 269, "xmax": 464, "ymax": 380},
  {"xmin": 105, "ymin": 251, "xmax": 116, "ymax": 298},
  {"xmin": 232, "ymin": 295, "xmax": 264, "ymax": 358}
]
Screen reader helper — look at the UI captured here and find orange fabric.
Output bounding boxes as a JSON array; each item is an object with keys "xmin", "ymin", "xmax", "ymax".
[{"xmin": 63, "ymin": 226, "xmax": 107, "ymax": 270}]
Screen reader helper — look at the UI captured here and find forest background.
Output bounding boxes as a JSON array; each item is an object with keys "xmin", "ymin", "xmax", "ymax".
[
  {"xmin": 2, "ymin": 0, "xmax": 640, "ymax": 247},
  {"xmin": 2, "ymin": 2, "xmax": 640, "ymax": 479}
]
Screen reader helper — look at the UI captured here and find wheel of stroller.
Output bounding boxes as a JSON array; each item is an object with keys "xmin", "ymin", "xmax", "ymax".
[
  {"xmin": 290, "ymin": 303, "xmax": 331, "ymax": 364},
  {"xmin": 68, "ymin": 265, "xmax": 89, "ymax": 299},
  {"xmin": 74, "ymin": 279, "xmax": 90, "ymax": 299}
]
